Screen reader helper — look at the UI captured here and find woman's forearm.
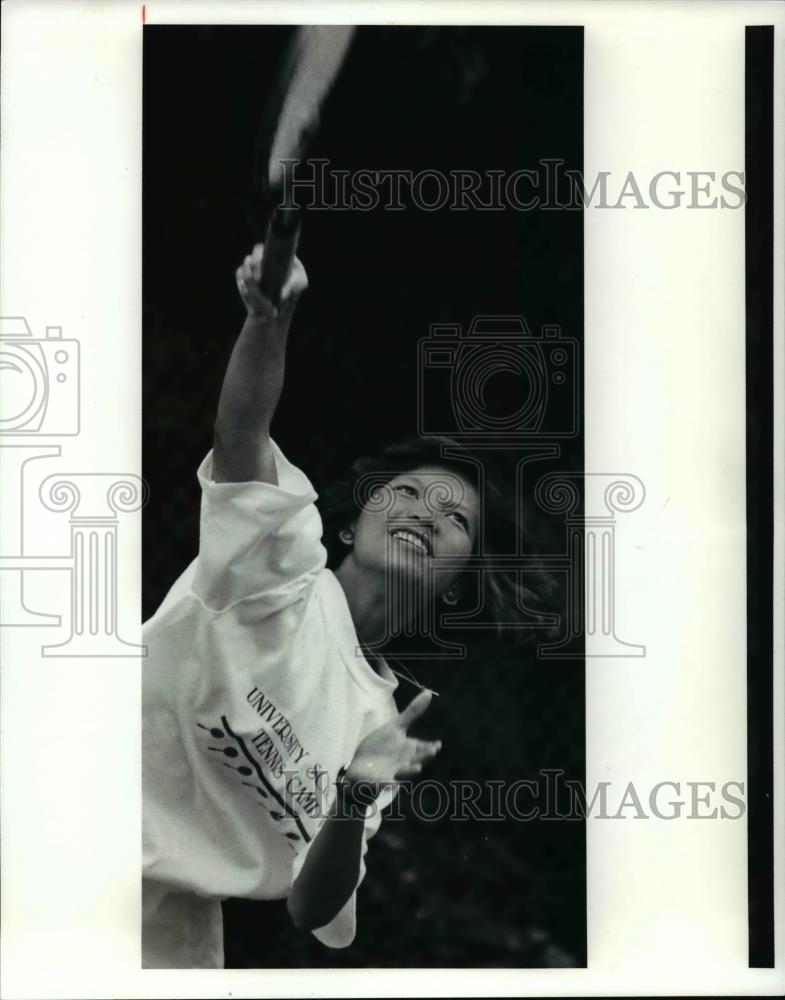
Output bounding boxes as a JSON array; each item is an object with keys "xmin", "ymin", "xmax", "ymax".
[
  {"xmin": 286, "ymin": 795, "xmax": 367, "ymax": 932},
  {"xmin": 213, "ymin": 313, "xmax": 289, "ymax": 484},
  {"xmin": 212, "ymin": 245, "xmax": 308, "ymax": 484},
  {"xmin": 286, "ymin": 692, "xmax": 440, "ymax": 932}
]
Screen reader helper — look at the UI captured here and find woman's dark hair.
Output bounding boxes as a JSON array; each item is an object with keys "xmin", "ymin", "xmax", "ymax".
[{"xmin": 318, "ymin": 435, "xmax": 560, "ymax": 644}]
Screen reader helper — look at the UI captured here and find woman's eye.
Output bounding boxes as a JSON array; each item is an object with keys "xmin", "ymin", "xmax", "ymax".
[
  {"xmin": 449, "ymin": 511, "xmax": 469, "ymax": 530},
  {"xmin": 395, "ymin": 484, "xmax": 418, "ymax": 497}
]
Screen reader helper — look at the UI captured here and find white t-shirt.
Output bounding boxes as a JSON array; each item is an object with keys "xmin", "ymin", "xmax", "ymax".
[{"xmin": 142, "ymin": 442, "xmax": 399, "ymax": 968}]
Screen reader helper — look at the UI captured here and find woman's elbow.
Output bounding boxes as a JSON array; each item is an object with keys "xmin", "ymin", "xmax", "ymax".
[
  {"xmin": 286, "ymin": 893, "xmax": 321, "ymax": 932},
  {"xmin": 286, "ymin": 892, "xmax": 341, "ymax": 934}
]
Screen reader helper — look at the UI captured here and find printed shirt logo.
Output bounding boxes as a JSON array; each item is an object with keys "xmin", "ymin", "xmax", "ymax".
[{"xmin": 197, "ymin": 685, "xmax": 334, "ymax": 851}]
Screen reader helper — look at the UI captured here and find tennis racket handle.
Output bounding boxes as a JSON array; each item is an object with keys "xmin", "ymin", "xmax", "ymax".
[{"xmin": 258, "ymin": 208, "xmax": 301, "ymax": 307}]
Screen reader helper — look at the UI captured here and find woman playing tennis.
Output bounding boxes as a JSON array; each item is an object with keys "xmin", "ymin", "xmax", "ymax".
[{"xmin": 141, "ymin": 243, "xmax": 522, "ymax": 968}]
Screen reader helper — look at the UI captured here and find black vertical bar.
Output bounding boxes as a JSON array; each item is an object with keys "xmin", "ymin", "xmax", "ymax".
[{"xmin": 744, "ymin": 24, "xmax": 774, "ymax": 970}]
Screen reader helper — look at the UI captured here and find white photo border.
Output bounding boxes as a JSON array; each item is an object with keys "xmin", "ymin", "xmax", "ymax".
[{"xmin": 1, "ymin": 1, "xmax": 783, "ymax": 997}]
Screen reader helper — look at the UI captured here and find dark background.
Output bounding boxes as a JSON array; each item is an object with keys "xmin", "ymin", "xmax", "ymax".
[
  {"xmin": 144, "ymin": 25, "xmax": 585, "ymax": 968},
  {"xmin": 744, "ymin": 25, "xmax": 774, "ymax": 968}
]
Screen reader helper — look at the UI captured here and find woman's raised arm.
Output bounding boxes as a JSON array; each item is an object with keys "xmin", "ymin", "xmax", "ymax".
[{"xmin": 212, "ymin": 243, "xmax": 308, "ymax": 485}]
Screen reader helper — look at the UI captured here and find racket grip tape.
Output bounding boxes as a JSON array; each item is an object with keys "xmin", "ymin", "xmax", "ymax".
[{"xmin": 258, "ymin": 206, "xmax": 301, "ymax": 307}]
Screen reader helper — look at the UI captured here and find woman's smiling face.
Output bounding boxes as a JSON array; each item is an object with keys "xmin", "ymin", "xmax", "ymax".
[{"xmin": 347, "ymin": 464, "xmax": 480, "ymax": 596}]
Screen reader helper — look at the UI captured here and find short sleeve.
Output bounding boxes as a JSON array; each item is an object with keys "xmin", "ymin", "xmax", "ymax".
[
  {"xmin": 192, "ymin": 440, "xmax": 327, "ymax": 613},
  {"xmin": 304, "ymin": 786, "xmax": 397, "ymax": 950}
]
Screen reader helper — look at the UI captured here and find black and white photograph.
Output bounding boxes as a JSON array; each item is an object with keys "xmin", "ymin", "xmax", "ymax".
[
  {"xmin": 0, "ymin": 1, "xmax": 783, "ymax": 997},
  {"xmin": 142, "ymin": 23, "xmax": 586, "ymax": 969}
]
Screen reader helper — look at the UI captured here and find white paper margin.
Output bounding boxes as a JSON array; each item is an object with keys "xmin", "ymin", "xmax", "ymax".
[{"xmin": 1, "ymin": 1, "xmax": 782, "ymax": 997}]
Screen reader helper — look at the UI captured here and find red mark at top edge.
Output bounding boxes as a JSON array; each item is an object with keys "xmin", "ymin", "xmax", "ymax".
[{"xmin": 142, "ymin": 4, "xmax": 146, "ymax": 26}]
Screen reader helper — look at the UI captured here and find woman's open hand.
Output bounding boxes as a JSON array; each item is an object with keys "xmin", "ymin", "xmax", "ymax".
[
  {"xmin": 236, "ymin": 242, "xmax": 308, "ymax": 322},
  {"xmin": 288, "ymin": 691, "xmax": 439, "ymax": 932},
  {"xmin": 344, "ymin": 690, "xmax": 442, "ymax": 795}
]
